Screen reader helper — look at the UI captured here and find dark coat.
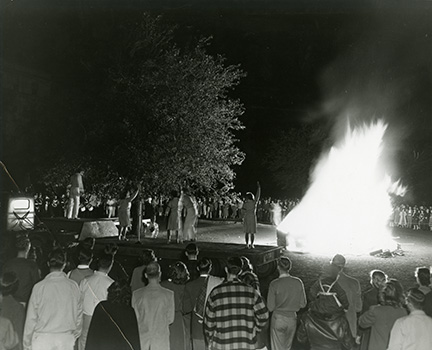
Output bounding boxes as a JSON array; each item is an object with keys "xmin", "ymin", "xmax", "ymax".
[
  {"xmin": 297, "ymin": 311, "xmax": 354, "ymax": 350},
  {"xmin": 85, "ymin": 301, "xmax": 141, "ymax": 350}
]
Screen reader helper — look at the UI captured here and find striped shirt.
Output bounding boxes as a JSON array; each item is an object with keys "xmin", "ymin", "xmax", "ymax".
[{"xmin": 204, "ymin": 278, "xmax": 269, "ymax": 350}]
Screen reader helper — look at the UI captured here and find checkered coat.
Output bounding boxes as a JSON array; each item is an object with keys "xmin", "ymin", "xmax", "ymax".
[{"xmin": 204, "ymin": 278, "xmax": 269, "ymax": 350}]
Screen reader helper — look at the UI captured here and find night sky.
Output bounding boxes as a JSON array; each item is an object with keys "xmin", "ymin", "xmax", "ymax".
[{"xmin": 2, "ymin": 0, "xmax": 432, "ymax": 199}]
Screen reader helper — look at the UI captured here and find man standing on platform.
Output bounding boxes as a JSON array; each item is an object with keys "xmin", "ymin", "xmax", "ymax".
[
  {"xmin": 331, "ymin": 254, "xmax": 362, "ymax": 341},
  {"xmin": 67, "ymin": 168, "xmax": 85, "ymax": 219}
]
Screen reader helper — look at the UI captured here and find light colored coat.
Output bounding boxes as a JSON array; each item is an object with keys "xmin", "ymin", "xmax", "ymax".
[{"xmin": 132, "ymin": 284, "xmax": 175, "ymax": 350}]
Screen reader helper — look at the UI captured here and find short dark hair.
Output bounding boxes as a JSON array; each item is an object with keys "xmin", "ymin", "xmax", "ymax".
[
  {"xmin": 0, "ymin": 271, "xmax": 19, "ymax": 296},
  {"xmin": 240, "ymin": 256, "xmax": 253, "ymax": 272},
  {"xmin": 185, "ymin": 243, "xmax": 198, "ymax": 255},
  {"xmin": 80, "ymin": 237, "xmax": 95, "ymax": 250},
  {"xmin": 16, "ymin": 236, "xmax": 31, "ymax": 252},
  {"xmin": 98, "ymin": 253, "xmax": 114, "ymax": 270},
  {"xmin": 145, "ymin": 262, "xmax": 161, "ymax": 279},
  {"xmin": 107, "ymin": 280, "xmax": 132, "ymax": 305},
  {"xmin": 77, "ymin": 247, "xmax": 93, "ymax": 264},
  {"xmin": 226, "ymin": 257, "xmax": 243, "ymax": 276},
  {"xmin": 415, "ymin": 267, "xmax": 431, "ymax": 287},
  {"xmin": 278, "ymin": 256, "xmax": 292, "ymax": 272},
  {"xmin": 48, "ymin": 248, "xmax": 67, "ymax": 269},
  {"xmin": 379, "ymin": 279, "xmax": 405, "ymax": 307},
  {"xmin": 197, "ymin": 257, "xmax": 212, "ymax": 274},
  {"xmin": 141, "ymin": 249, "xmax": 157, "ymax": 265},
  {"xmin": 406, "ymin": 288, "xmax": 425, "ymax": 309}
]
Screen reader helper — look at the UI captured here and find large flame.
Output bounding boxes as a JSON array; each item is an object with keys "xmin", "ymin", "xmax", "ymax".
[{"xmin": 278, "ymin": 119, "xmax": 404, "ymax": 255}]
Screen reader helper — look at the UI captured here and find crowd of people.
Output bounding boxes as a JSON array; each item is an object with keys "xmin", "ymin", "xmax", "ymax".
[
  {"xmin": 33, "ymin": 189, "xmax": 298, "ymax": 226},
  {"xmin": 1, "ymin": 235, "xmax": 432, "ymax": 350},
  {"xmin": 390, "ymin": 204, "xmax": 432, "ymax": 231}
]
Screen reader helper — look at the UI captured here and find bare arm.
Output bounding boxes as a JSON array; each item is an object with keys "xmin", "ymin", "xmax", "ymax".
[{"xmin": 255, "ymin": 181, "xmax": 261, "ymax": 202}]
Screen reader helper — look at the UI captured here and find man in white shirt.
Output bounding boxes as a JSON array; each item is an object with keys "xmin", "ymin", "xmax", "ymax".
[
  {"xmin": 78, "ymin": 253, "xmax": 114, "ymax": 350},
  {"xmin": 23, "ymin": 248, "xmax": 82, "ymax": 350},
  {"xmin": 67, "ymin": 169, "xmax": 85, "ymax": 219},
  {"xmin": 387, "ymin": 288, "xmax": 432, "ymax": 350}
]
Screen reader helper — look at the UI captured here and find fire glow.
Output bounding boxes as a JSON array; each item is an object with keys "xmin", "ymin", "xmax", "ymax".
[{"xmin": 277, "ymin": 119, "xmax": 405, "ymax": 255}]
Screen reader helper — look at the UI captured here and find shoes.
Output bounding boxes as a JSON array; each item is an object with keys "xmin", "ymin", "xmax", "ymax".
[
  {"xmin": 247, "ymin": 244, "xmax": 251, "ymax": 249},
  {"xmin": 251, "ymin": 244, "xmax": 255, "ymax": 249}
]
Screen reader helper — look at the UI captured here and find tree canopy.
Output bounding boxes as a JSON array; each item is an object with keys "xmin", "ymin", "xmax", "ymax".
[{"xmin": 34, "ymin": 14, "xmax": 246, "ymax": 198}]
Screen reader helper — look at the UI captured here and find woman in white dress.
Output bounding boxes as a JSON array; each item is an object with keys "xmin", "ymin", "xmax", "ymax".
[{"xmin": 179, "ymin": 188, "xmax": 198, "ymax": 241}]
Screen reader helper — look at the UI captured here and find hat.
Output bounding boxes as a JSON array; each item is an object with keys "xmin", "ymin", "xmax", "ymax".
[{"xmin": 330, "ymin": 254, "xmax": 346, "ymax": 268}]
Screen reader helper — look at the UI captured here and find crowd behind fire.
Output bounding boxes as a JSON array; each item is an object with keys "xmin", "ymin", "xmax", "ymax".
[
  {"xmin": 31, "ymin": 189, "xmax": 299, "ymax": 227},
  {"xmin": 32, "ymin": 189, "xmax": 432, "ymax": 232}
]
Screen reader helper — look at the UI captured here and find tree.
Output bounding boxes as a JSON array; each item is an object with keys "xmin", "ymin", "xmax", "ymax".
[{"xmin": 42, "ymin": 14, "xmax": 246, "ymax": 198}]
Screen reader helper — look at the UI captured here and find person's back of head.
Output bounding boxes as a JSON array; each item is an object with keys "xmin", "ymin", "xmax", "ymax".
[
  {"xmin": 48, "ymin": 248, "xmax": 67, "ymax": 270},
  {"xmin": 97, "ymin": 253, "xmax": 114, "ymax": 272},
  {"xmin": 370, "ymin": 269, "xmax": 387, "ymax": 288},
  {"xmin": 107, "ymin": 280, "xmax": 131, "ymax": 305},
  {"xmin": 104, "ymin": 243, "xmax": 118, "ymax": 256},
  {"xmin": 15, "ymin": 236, "xmax": 31, "ymax": 255},
  {"xmin": 77, "ymin": 247, "xmax": 93, "ymax": 266},
  {"xmin": 145, "ymin": 262, "xmax": 161, "ymax": 280},
  {"xmin": 379, "ymin": 279, "xmax": 405, "ymax": 307},
  {"xmin": 167, "ymin": 261, "xmax": 190, "ymax": 284},
  {"xmin": 226, "ymin": 257, "xmax": 243, "ymax": 277},
  {"xmin": 245, "ymin": 192, "xmax": 254, "ymax": 201},
  {"xmin": 278, "ymin": 256, "xmax": 292, "ymax": 273},
  {"xmin": 240, "ymin": 256, "xmax": 253, "ymax": 272},
  {"xmin": 0, "ymin": 271, "xmax": 19, "ymax": 296},
  {"xmin": 405, "ymin": 288, "xmax": 425, "ymax": 311},
  {"xmin": 80, "ymin": 237, "xmax": 95, "ymax": 250},
  {"xmin": 141, "ymin": 249, "xmax": 157, "ymax": 265},
  {"xmin": 185, "ymin": 243, "xmax": 198, "ymax": 257},
  {"xmin": 330, "ymin": 254, "xmax": 346, "ymax": 272},
  {"xmin": 197, "ymin": 257, "xmax": 212, "ymax": 275},
  {"xmin": 415, "ymin": 267, "xmax": 431, "ymax": 287}
]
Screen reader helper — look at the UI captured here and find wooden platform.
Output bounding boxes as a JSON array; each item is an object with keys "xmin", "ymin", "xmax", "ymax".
[{"xmin": 94, "ymin": 236, "xmax": 282, "ymax": 277}]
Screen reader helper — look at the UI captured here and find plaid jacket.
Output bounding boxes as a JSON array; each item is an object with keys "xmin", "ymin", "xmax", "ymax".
[{"xmin": 204, "ymin": 278, "xmax": 269, "ymax": 350}]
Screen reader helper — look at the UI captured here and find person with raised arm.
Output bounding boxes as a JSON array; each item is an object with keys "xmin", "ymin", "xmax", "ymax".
[{"xmin": 242, "ymin": 181, "xmax": 261, "ymax": 248}]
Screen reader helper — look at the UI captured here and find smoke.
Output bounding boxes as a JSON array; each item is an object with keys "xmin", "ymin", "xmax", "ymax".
[{"xmin": 313, "ymin": 10, "xmax": 432, "ymax": 186}]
